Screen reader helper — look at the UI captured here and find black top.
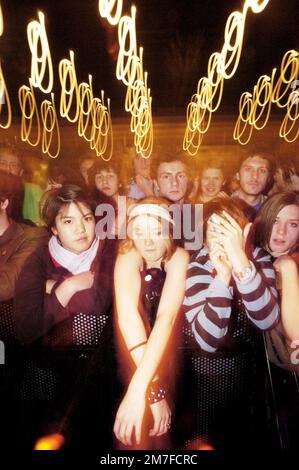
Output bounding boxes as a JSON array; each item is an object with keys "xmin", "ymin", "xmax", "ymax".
[{"xmin": 139, "ymin": 260, "xmax": 166, "ymax": 332}]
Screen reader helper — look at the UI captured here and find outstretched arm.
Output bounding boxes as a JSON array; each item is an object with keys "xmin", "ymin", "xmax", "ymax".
[{"xmin": 114, "ymin": 247, "xmax": 189, "ymax": 446}]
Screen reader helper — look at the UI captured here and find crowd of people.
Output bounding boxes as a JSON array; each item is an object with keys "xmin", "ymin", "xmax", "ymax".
[{"xmin": 0, "ymin": 140, "xmax": 299, "ymax": 450}]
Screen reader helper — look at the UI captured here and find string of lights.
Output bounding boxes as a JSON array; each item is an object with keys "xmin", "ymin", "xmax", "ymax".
[
  {"xmin": 99, "ymin": 1, "xmax": 153, "ymax": 157},
  {"xmin": 40, "ymin": 93, "xmax": 60, "ymax": 158},
  {"xmin": 18, "ymin": 80, "xmax": 41, "ymax": 146},
  {"xmin": 27, "ymin": 11, "xmax": 53, "ymax": 94},
  {"xmin": 233, "ymin": 49, "xmax": 299, "ymax": 145},
  {"xmin": 183, "ymin": 0, "xmax": 270, "ymax": 156},
  {"xmin": 0, "ymin": 3, "xmax": 12, "ymax": 129}
]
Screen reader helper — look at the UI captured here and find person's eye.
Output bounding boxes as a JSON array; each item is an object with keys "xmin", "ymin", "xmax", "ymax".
[
  {"xmin": 84, "ymin": 216, "xmax": 93, "ymax": 222},
  {"xmin": 64, "ymin": 219, "xmax": 72, "ymax": 224},
  {"xmin": 273, "ymin": 219, "xmax": 278, "ymax": 224},
  {"xmin": 134, "ymin": 232, "xmax": 143, "ymax": 238},
  {"xmin": 290, "ymin": 222, "xmax": 299, "ymax": 228}
]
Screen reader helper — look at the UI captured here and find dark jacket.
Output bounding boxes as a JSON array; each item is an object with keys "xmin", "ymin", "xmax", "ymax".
[
  {"xmin": 0, "ymin": 221, "xmax": 48, "ymax": 301},
  {"xmin": 14, "ymin": 238, "xmax": 118, "ymax": 345}
]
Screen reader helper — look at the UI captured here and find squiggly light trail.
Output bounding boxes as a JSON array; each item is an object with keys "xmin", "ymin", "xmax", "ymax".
[
  {"xmin": 0, "ymin": 61, "xmax": 12, "ymax": 129},
  {"xmin": 18, "ymin": 80, "xmax": 41, "ymax": 146},
  {"xmin": 183, "ymin": 0, "xmax": 270, "ymax": 156},
  {"xmin": 99, "ymin": 0, "xmax": 123, "ymax": 26},
  {"xmin": 40, "ymin": 93, "xmax": 60, "ymax": 158},
  {"xmin": 99, "ymin": 1, "xmax": 153, "ymax": 158},
  {"xmin": 59, "ymin": 50, "xmax": 80, "ymax": 123},
  {"xmin": 0, "ymin": 5, "xmax": 12, "ymax": 129},
  {"xmin": 280, "ymin": 90, "xmax": 299, "ymax": 143},
  {"xmin": 27, "ymin": 11, "xmax": 53, "ymax": 94},
  {"xmin": 58, "ymin": 50, "xmax": 113, "ymax": 161},
  {"xmin": 233, "ymin": 49, "xmax": 299, "ymax": 145},
  {"xmin": 19, "ymin": 80, "xmax": 61, "ymax": 158},
  {"xmin": 0, "ymin": 2, "xmax": 3, "ymax": 37},
  {"xmin": 19, "ymin": 12, "xmax": 59, "ymax": 158}
]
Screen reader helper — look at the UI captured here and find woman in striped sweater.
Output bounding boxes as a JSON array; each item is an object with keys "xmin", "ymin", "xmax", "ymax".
[{"xmin": 182, "ymin": 197, "xmax": 279, "ymax": 449}]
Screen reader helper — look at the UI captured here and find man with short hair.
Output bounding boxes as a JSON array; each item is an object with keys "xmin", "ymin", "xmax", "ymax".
[
  {"xmin": 154, "ymin": 153, "xmax": 190, "ymax": 205},
  {"xmin": 153, "ymin": 153, "xmax": 201, "ymax": 250},
  {"xmin": 233, "ymin": 152, "xmax": 274, "ymax": 215}
]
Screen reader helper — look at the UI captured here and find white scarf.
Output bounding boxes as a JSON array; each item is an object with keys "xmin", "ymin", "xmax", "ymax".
[{"xmin": 48, "ymin": 235, "xmax": 100, "ymax": 274}]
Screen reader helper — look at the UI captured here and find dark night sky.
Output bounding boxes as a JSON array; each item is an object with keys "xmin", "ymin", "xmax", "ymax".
[{"xmin": 1, "ymin": 0, "xmax": 299, "ymax": 117}]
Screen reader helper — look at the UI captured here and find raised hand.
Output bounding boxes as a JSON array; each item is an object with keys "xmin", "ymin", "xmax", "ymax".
[
  {"xmin": 207, "ymin": 211, "xmax": 251, "ymax": 274},
  {"xmin": 209, "ymin": 240, "xmax": 232, "ymax": 286},
  {"xmin": 135, "ymin": 174, "xmax": 154, "ymax": 196}
]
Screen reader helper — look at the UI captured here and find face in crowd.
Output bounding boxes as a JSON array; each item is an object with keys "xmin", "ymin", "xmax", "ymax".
[
  {"xmin": 269, "ymin": 204, "xmax": 299, "ymax": 256},
  {"xmin": 134, "ymin": 154, "xmax": 151, "ymax": 179},
  {"xmin": 130, "ymin": 214, "xmax": 169, "ymax": 263},
  {"xmin": 80, "ymin": 158, "xmax": 95, "ymax": 184},
  {"xmin": 94, "ymin": 168, "xmax": 120, "ymax": 200},
  {"xmin": 0, "ymin": 149, "xmax": 23, "ymax": 177},
  {"xmin": 52, "ymin": 202, "xmax": 96, "ymax": 254},
  {"xmin": 237, "ymin": 156, "xmax": 270, "ymax": 197},
  {"xmin": 200, "ymin": 167, "xmax": 225, "ymax": 200},
  {"xmin": 155, "ymin": 160, "xmax": 189, "ymax": 204}
]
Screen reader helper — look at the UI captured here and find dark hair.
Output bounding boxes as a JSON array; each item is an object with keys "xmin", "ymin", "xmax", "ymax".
[
  {"xmin": 254, "ymin": 191, "xmax": 299, "ymax": 249},
  {"xmin": 199, "ymin": 157, "xmax": 225, "ymax": 178},
  {"xmin": 203, "ymin": 197, "xmax": 250, "ymax": 242},
  {"xmin": 238, "ymin": 151, "xmax": 275, "ymax": 176},
  {"xmin": 88, "ymin": 160, "xmax": 124, "ymax": 193},
  {"xmin": 40, "ymin": 184, "xmax": 96, "ymax": 229},
  {"xmin": 79, "ymin": 153, "xmax": 96, "ymax": 165},
  {"xmin": 152, "ymin": 151, "xmax": 190, "ymax": 178},
  {"xmin": 275, "ymin": 155, "xmax": 299, "ymax": 183}
]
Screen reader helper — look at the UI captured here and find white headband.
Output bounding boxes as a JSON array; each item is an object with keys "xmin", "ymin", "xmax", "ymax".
[{"xmin": 128, "ymin": 204, "xmax": 174, "ymax": 225}]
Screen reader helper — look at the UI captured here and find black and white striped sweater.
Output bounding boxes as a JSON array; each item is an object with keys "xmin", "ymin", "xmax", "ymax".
[{"xmin": 183, "ymin": 246, "xmax": 280, "ymax": 353}]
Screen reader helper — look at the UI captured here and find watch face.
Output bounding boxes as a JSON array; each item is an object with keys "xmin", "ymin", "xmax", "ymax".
[{"xmin": 237, "ymin": 266, "xmax": 252, "ymax": 281}]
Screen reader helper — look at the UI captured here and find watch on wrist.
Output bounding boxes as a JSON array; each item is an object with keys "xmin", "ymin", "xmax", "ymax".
[{"xmin": 236, "ymin": 265, "xmax": 252, "ymax": 282}]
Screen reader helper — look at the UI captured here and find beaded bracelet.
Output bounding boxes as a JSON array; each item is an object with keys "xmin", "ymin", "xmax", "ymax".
[{"xmin": 147, "ymin": 380, "xmax": 167, "ymax": 405}]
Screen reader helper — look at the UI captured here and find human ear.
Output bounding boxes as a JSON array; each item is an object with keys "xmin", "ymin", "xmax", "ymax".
[{"xmin": 0, "ymin": 199, "xmax": 9, "ymax": 211}]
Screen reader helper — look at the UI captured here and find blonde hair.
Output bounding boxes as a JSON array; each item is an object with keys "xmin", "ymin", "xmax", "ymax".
[{"xmin": 119, "ymin": 196, "xmax": 176, "ymax": 261}]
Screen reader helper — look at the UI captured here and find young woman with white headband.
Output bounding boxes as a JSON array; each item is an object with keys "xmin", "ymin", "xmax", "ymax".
[{"xmin": 113, "ymin": 196, "xmax": 189, "ymax": 448}]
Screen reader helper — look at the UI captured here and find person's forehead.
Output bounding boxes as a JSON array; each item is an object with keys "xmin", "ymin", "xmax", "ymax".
[
  {"xmin": 80, "ymin": 159, "xmax": 94, "ymax": 169},
  {"xmin": 96, "ymin": 168, "xmax": 117, "ymax": 175},
  {"xmin": 158, "ymin": 161, "xmax": 187, "ymax": 174},
  {"xmin": 241, "ymin": 156, "xmax": 269, "ymax": 169},
  {"xmin": 202, "ymin": 167, "xmax": 223, "ymax": 177},
  {"xmin": 132, "ymin": 214, "xmax": 161, "ymax": 229},
  {"xmin": 0, "ymin": 149, "xmax": 20, "ymax": 163},
  {"xmin": 135, "ymin": 154, "xmax": 149, "ymax": 161},
  {"xmin": 57, "ymin": 201, "xmax": 90, "ymax": 217},
  {"xmin": 277, "ymin": 204, "xmax": 299, "ymax": 219}
]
